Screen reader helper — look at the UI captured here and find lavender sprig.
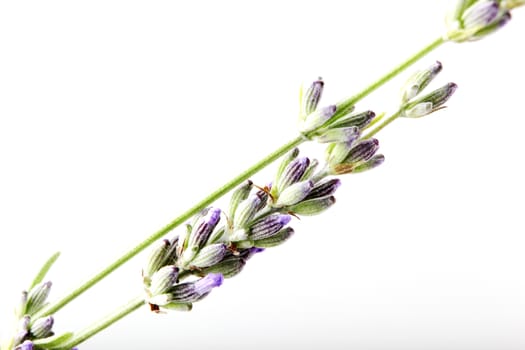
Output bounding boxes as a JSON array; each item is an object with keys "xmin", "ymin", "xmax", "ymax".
[{"xmin": 5, "ymin": 253, "xmax": 76, "ymax": 350}]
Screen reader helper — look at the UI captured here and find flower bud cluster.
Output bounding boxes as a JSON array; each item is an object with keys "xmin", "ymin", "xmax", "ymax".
[
  {"xmin": 298, "ymin": 79, "xmax": 376, "ymax": 145},
  {"xmin": 11, "ymin": 282, "xmax": 77, "ymax": 350},
  {"xmin": 399, "ymin": 61, "xmax": 457, "ymax": 118},
  {"xmin": 446, "ymin": 0, "xmax": 518, "ymax": 42},
  {"xmin": 143, "ymin": 148, "xmax": 352, "ymax": 312}
]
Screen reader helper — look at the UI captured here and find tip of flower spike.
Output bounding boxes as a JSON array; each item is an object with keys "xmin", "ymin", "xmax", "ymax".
[
  {"xmin": 206, "ymin": 273, "xmax": 224, "ymax": 288},
  {"xmin": 434, "ymin": 60, "xmax": 442, "ymax": 70},
  {"xmin": 249, "ymin": 247, "xmax": 265, "ymax": 254},
  {"xmin": 207, "ymin": 207, "xmax": 222, "ymax": 224},
  {"xmin": 279, "ymin": 214, "xmax": 292, "ymax": 226}
]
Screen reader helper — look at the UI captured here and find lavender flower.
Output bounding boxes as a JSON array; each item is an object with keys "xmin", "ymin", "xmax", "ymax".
[{"xmin": 446, "ymin": 0, "xmax": 515, "ymax": 41}]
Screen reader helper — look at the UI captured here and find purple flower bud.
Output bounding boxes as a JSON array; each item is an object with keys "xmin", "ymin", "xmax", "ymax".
[
  {"xmin": 301, "ymin": 78, "xmax": 324, "ymax": 118},
  {"xmin": 190, "ymin": 243, "xmax": 228, "ymax": 268},
  {"xmin": 345, "ymin": 139, "xmax": 380, "ymax": 164},
  {"xmin": 276, "ymin": 157, "xmax": 310, "ymax": 192},
  {"xmin": 169, "ymin": 273, "xmax": 224, "ymax": 303},
  {"xmin": 305, "ymin": 179, "xmax": 341, "ymax": 200},
  {"xmin": 202, "ymin": 255, "xmax": 246, "ymax": 278},
  {"xmin": 149, "ymin": 265, "xmax": 179, "ymax": 296},
  {"xmin": 229, "ymin": 180, "xmax": 253, "ymax": 221},
  {"xmin": 234, "ymin": 193, "xmax": 263, "ymax": 228},
  {"xmin": 188, "ymin": 207, "xmax": 221, "ymax": 249},
  {"xmin": 250, "ymin": 214, "xmax": 291, "ymax": 240},
  {"xmin": 352, "ymin": 154, "xmax": 386, "ymax": 174},
  {"xmin": 288, "ymin": 196, "xmax": 336, "ymax": 216},
  {"xmin": 254, "ymin": 227, "xmax": 295, "ymax": 248},
  {"xmin": 317, "ymin": 126, "xmax": 360, "ymax": 144},
  {"xmin": 300, "ymin": 105, "xmax": 338, "ymax": 132},
  {"xmin": 462, "ymin": 1, "xmax": 500, "ymax": 29},
  {"xmin": 143, "ymin": 239, "xmax": 170, "ymax": 279},
  {"xmin": 401, "ymin": 61, "xmax": 443, "ymax": 103},
  {"xmin": 26, "ymin": 281, "xmax": 52, "ymax": 315},
  {"xmin": 274, "ymin": 180, "xmax": 314, "ymax": 207},
  {"xmin": 14, "ymin": 315, "xmax": 30, "ymax": 345},
  {"xmin": 497, "ymin": 11, "xmax": 512, "ymax": 28},
  {"xmin": 330, "ymin": 110, "xmax": 375, "ymax": 130},
  {"xmin": 17, "ymin": 290, "xmax": 28, "ymax": 318},
  {"xmin": 275, "ymin": 148, "xmax": 300, "ymax": 184},
  {"xmin": 300, "ymin": 158, "xmax": 319, "ymax": 181},
  {"xmin": 404, "ymin": 83, "xmax": 458, "ymax": 118},
  {"xmin": 15, "ymin": 341, "xmax": 33, "ymax": 350},
  {"xmin": 244, "ymin": 247, "xmax": 265, "ymax": 259},
  {"xmin": 30, "ymin": 316, "xmax": 54, "ymax": 338}
]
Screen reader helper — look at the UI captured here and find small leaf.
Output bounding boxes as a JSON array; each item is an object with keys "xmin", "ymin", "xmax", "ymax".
[{"xmin": 29, "ymin": 252, "xmax": 60, "ymax": 291}]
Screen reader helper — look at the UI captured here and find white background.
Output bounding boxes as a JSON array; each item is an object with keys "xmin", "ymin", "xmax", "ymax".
[{"xmin": 1, "ymin": 1, "xmax": 524, "ymax": 349}]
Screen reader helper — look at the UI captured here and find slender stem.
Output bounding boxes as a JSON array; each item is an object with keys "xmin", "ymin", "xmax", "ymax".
[
  {"xmin": 32, "ymin": 135, "xmax": 305, "ymax": 320},
  {"xmin": 33, "ymin": 36, "xmax": 446, "ymax": 324},
  {"xmin": 362, "ymin": 110, "xmax": 403, "ymax": 139},
  {"xmin": 335, "ymin": 37, "xmax": 445, "ymax": 115},
  {"xmin": 57, "ymin": 297, "xmax": 144, "ymax": 350}
]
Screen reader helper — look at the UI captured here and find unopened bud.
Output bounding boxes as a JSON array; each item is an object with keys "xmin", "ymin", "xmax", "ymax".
[
  {"xmin": 202, "ymin": 255, "xmax": 246, "ymax": 278},
  {"xmin": 169, "ymin": 273, "xmax": 224, "ymax": 303},
  {"xmin": 401, "ymin": 61, "xmax": 443, "ymax": 103},
  {"xmin": 26, "ymin": 281, "xmax": 52, "ymax": 315},
  {"xmin": 300, "ymin": 78, "xmax": 324, "ymax": 120},
  {"xmin": 254, "ymin": 227, "xmax": 295, "ymax": 248},
  {"xmin": 330, "ymin": 110, "xmax": 375, "ymax": 130},
  {"xmin": 275, "ymin": 157, "xmax": 310, "ymax": 193},
  {"xmin": 149, "ymin": 265, "xmax": 179, "ymax": 296},
  {"xmin": 403, "ymin": 83, "xmax": 457, "ymax": 118},
  {"xmin": 233, "ymin": 193, "xmax": 263, "ymax": 228},
  {"xmin": 30, "ymin": 316, "xmax": 54, "ymax": 339},
  {"xmin": 273, "ymin": 180, "xmax": 314, "ymax": 207},
  {"xmin": 304, "ymin": 179, "xmax": 341, "ymax": 200},
  {"xmin": 288, "ymin": 196, "xmax": 336, "ymax": 216},
  {"xmin": 351, "ymin": 154, "xmax": 386, "ymax": 174},
  {"xmin": 249, "ymin": 214, "xmax": 292, "ymax": 240},
  {"xmin": 190, "ymin": 243, "xmax": 228, "ymax": 268},
  {"xmin": 143, "ymin": 239, "xmax": 170, "ymax": 280},
  {"xmin": 300, "ymin": 105, "xmax": 337, "ymax": 133},
  {"xmin": 316, "ymin": 126, "xmax": 360, "ymax": 144}
]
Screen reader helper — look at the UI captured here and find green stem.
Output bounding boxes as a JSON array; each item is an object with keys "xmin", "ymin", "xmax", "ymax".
[
  {"xmin": 57, "ymin": 297, "xmax": 144, "ymax": 350},
  {"xmin": 362, "ymin": 110, "xmax": 403, "ymax": 139},
  {"xmin": 335, "ymin": 37, "xmax": 445, "ymax": 115},
  {"xmin": 33, "ymin": 36, "xmax": 445, "ymax": 324},
  {"xmin": 32, "ymin": 135, "xmax": 304, "ymax": 320}
]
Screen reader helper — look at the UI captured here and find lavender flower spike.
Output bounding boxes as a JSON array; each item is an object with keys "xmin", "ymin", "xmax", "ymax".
[{"xmin": 446, "ymin": 0, "xmax": 515, "ymax": 42}]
